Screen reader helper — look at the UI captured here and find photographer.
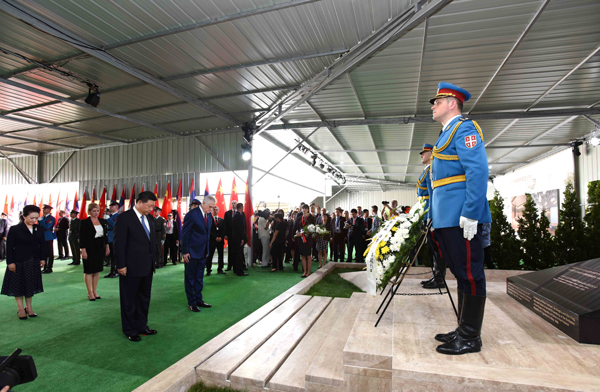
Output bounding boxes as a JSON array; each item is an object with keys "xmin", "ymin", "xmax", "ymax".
[
  {"xmin": 332, "ymin": 207, "xmax": 347, "ymax": 262},
  {"xmin": 381, "ymin": 200, "xmax": 399, "ymax": 220}
]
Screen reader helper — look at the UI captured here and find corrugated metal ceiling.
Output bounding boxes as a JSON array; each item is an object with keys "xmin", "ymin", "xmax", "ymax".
[{"xmin": 0, "ymin": 0, "xmax": 599, "ymax": 190}]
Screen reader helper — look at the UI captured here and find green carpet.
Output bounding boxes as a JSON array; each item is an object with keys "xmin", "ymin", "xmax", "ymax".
[{"xmin": 0, "ymin": 256, "xmax": 321, "ymax": 392}]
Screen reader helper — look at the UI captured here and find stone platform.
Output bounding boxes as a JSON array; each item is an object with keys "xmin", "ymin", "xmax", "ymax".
[{"xmin": 135, "ymin": 266, "xmax": 600, "ymax": 392}]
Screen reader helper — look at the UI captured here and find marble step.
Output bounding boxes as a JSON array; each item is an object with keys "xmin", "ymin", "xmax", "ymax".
[
  {"xmin": 343, "ymin": 292, "xmax": 394, "ymax": 370},
  {"xmin": 305, "ymin": 292, "xmax": 367, "ymax": 389},
  {"xmin": 196, "ymin": 295, "xmax": 312, "ymax": 381},
  {"xmin": 230, "ymin": 296, "xmax": 333, "ymax": 389},
  {"xmin": 267, "ymin": 297, "xmax": 351, "ymax": 392}
]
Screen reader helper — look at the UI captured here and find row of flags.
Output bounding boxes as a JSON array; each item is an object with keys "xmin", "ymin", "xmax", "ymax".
[{"xmin": 2, "ymin": 177, "xmax": 254, "ymax": 246}]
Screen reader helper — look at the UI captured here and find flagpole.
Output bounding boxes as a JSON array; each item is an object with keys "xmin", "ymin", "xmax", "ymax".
[{"xmin": 248, "ymin": 152, "xmax": 253, "ymax": 269}]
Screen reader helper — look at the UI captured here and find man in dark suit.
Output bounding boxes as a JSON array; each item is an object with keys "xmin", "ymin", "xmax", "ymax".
[
  {"xmin": 347, "ymin": 208, "xmax": 365, "ymax": 263},
  {"xmin": 207, "ymin": 205, "xmax": 226, "ymax": 276},
  {"xmin": 0, "ymin": 212, "xmax": 8, "ymax": 261},
  {"xmin": 152, "ymin": 207, "xmax": 166, "ymax": 269},
  {"xmin": 67, "ymin": 210, "xmax": 81, "ymax": 265},
  {"xmin": 332, "ymin": 207, "xmax": 347, "ymax": 262},
  {"xmin": 56, "ymin": 210, "xmax": 70, "ymax": 260},
  {"xmin": 223, "ymin": 200, "xmax": 237, "ymax": 271},
  {"xmin": 181, "ymin": 196, "xmax": 215, "ymax": 312},
  {"xmin": 231, "ymin": 202, "xmax": 248, "ymax": 276},
  {"xmin": 114, "ymin": 191, "xmax": 158, "ymax": 342}
]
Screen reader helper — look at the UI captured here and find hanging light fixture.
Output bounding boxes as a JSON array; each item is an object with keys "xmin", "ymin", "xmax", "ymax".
[{"xmin": 590, "ymin": 126, "xmax": 599, "ymax": 146}]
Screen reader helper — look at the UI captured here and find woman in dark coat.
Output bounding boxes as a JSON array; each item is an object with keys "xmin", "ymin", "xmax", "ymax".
[
  {"xmin": 79, "ymin": 203, "xmax": 109, "ymax": 301},
  {"xmin": 295, "ymin": 204, "xmax": 316, "ymax": 278},
  {"xmin": 1, "ymin": 205, "xmax": 46, "ymax": 320}
]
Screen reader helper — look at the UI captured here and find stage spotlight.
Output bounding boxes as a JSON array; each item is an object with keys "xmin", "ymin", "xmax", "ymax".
[
  {"xmin": 319, "ymin": 162, "xmax": 325, "ymax": 170},
  {"xmin": 571, "ymin": 141, "xmax": 582, "ymax": 157},
  {"xmin": 85, "ymin": 87, "xmax": 100, "ymax": 107},
  {"xmin": 311, "ymin": 154, "xmax": 317, "ymax": 166},
  {"xmin": 590, "ymin": 127, "xmax": 599, "ymax": 146},
  {"xmin": 241, "ymin": 143, "xmax": 252, "ymax": 161}
]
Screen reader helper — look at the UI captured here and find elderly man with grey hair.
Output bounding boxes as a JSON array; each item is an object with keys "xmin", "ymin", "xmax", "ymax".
[{"xmin": 181, "ymin": 195, "xmax": 216, "ymax": 312}]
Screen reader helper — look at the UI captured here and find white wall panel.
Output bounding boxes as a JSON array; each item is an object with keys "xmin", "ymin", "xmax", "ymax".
[
  {"xmin": 325, "ymin": 188, "xmax": 417, "ymax": 212},
  {"xmin": 0, "ymin": 155, "xmax": 38, "ymax": 185}
]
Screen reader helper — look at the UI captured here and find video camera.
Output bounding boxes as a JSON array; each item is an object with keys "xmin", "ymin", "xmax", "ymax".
[
  {"xmin": 0, "ymin": 349, "xmax": 37, "ymax": 391},
  {"xmin": 256, "ymin": 208, "xmax": 272, "ymax": 220},
  {"xmin": 382, "ymin": 201, "xmax": 389, "ymax": 205}
]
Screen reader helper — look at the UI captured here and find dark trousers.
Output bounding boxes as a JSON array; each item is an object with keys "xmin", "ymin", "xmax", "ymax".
[
  {"xmin": 347, "ymin": 237, "xmax": 363, "ymax": 262},
  {"xmin": 45, "ymin": 240, "xmax": 54, "ymax": 270},
  {"xmin": 154, "ymin": 240, "xmax": 163, "ymax": 267},
  {"xmin": 184, "ymin": 257, "xmax": 205, "ymax": 306},
  {"xmin": 293, "ymin": 238, "xmax": 301, "ymax": 270},
  {"xmin": 108, "ymin": 243, "xmax": 116, "ymax": 274},
  {"xmin": 119, "ymin": 272, "xmax": 153, "ymax": 336},
  {"xmin": 435, "ymin": 226, "xmax": 486, "ymax": 296},
  {"xmin": 333, "ymin": 233, "xmax": 345, "ymax": 262},
  {"xmin": 484, "ymin": 245, "xmax": 494, "ymax": 269},
  {"xmin": 271, "ymin": 242, "xmax": 285, "ymax": 270},
  {"xmin": 164, "ymin": 234, "xmax": 177, "ymax": 264},
  {"xmin": 68, "ymin": 236, "xmax": 80, "ymax": 264},
  {"xmin": 428, "ymin": 231, "xmax": 446, "ymax": 279},
  {"xmin": 231, "ymin": 244, "xmax": 245, "ymax": 274},
  {"xmin": 226, "ymin": 237, "xmax": 233, "ymax": 270},
  {"xmin": 208, "ymin": 240, "xmax": 224, "ymax": 273},
  {"xmin": 57, "ymin": 231, "xmax": 69, "ymax": 258},
  {"xmin": 1, "ymin": 237, "xmax": 6, "ymax": 259}
]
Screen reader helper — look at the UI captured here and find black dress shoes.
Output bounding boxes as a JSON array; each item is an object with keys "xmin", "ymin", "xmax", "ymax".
[
  {"xmin": 421, "ymin": 276, "xmax": 434, "ymax": 285},
  {"xmin": 197, "ymin": 301, "xmax": 212, "ymax": 308},
  {"xmin": 41, "ymin": 269, "xmax": 52, "ymax": 274},
  {"xmin": 236, "ymin": 272, "xmax": 249, "ymax": 276},
  {"xmin": 217, "ymin": 271, "xmax": 226, "ymax": 275},
  {"xmin": 138, "ymin": 329, "xmax": 157, "ymax": 336},
  {"xmin": 422, "ymin": 279, "xmax": 445, "ymax": 289},
  {"xmin": 127, "ymin": 334, "xmax": 141, "ymax": 342},
  {"xmin": 189, "ymin": 305, "xmax": 201, "ymax": 312},
  {"xmin": 206, "ymin": 271, "xmax": 211, "ymax": 276}
]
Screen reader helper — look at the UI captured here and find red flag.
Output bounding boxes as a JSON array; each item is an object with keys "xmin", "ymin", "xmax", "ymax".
[
  {"xmin": 129, "ymin": 184, "xmax": 136, "ymax": 209},
  {"xmin": 99, "ymin": 186, "xmax": 107, "ymax": 217},
  {"xmin": 2, "ymin": 195, "xmax": 8, "ymax": 215},
  {"xmin": 32, "ymin": 194, "xmax": 36, "ymax": 208},
  {"xmin": 39, "ymin": 195, "xmax": 44, "ymax": 211},
  {"xmin": 244, "ymin": 177, "xmax": 253, "ymax": 248},
  {"xmin": 80, "ymin": 189, "xmax": 88, "ymax": 220},
  {"xmin": 91, "ymin": 187, "xmax": 96, "ymax": 203},
  {"xmin": 204, "ymin": 179, "xmax": 209, "ymax": 197},
  {"xmin": 230, "ymin": 177, "xmax": 239, "ymax": 207},
  {"xmin": 9, "ymin": 195, "xmax": 14, "ymax": 214},
  {"xmin": 190, "ymin": 178, "xmax": 196, "ymax": 200},
  {"xmin": 176, "ymin": 179, "xmax": 182, "ymax": 219},
  {"xmin": 160, "ymin": 182, "xmax": 172, "ymax": 219},
  {"xmin": 118, "ymin": 185, "xmax": 126, "ymax": 213},
  {"xmin": 110, "ymin": 185, "xmax": 117, "ymax": 203},
  {"xmin": 48, "ymin": 193, "xmax": 53, "ymax": 209},
  {"xmin": 153, "ymin": 183, "xmax": 160, "ymax": 208},
  {"xmin": 141, "ymin": 183, "xmax": 145, "ymax": 193},
  {"xmin": 215, "ymin": 178, "xmax": 226, "ymax": 219},
  {"xmin": 53, "ymin": 191, "xmax": 61, "ymax": 227},
  {"xmin": 74, "ymin": 191, "xmax": 79, "ymax": 212}
]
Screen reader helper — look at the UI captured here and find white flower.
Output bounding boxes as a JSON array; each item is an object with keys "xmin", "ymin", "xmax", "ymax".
[{"xmin": 307, "ymin": 224, "xmax": 316, "ymax": 232}]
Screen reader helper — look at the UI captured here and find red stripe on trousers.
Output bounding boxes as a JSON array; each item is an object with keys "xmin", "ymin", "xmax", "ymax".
[
  {"xmin": 465, "ymin": 239, "xmax": 476, "ymax": 295},
  {"xmin": 432, "ymin": 231, "xmax": 443, "ymax": 258}
]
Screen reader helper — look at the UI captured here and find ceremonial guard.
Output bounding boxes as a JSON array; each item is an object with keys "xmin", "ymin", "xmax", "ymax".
[
  {"xmin": 428, "ymin": 82, "xmax": 491, "ymax": 355},
  {"xmin": 207, "ymin": 206, "xmax": 226, "ymax": 276},
  {"xmin": 153, "ymin": 207, "xmax": 166, "ymax": 269},
  {"xmin": 39, "ymin": 205, "xmax": 56, "ymax": 274},
  {"xmin": 417, "ymin": 144, "xmax": 446, "ymax": 290},
  {"xmin": 105, "ymin": 201, "xmax": 120, "ymax": 278}
]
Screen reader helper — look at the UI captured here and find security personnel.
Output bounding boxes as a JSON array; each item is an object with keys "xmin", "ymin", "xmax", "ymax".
[
  {"xmin": 417, "ymin": 144, "xmax": 446, "ymax": 289},
  {"xmin": 428, "ymin": 82, "xmax": 491, "ymax": 355},
  {"xmin": 67, "ymin": 210, "xmax": 81, "ymax": 265},
  {"xmin": 40, "ymin": 205, "xmax": 57, "ymax": 274},
  {"xmin": 153, "ymin": 206, "xmax": 166, "ymax": 269},
  {"xmin": 105, "ymin": 201, "xmax": 120, "ymax": 278}
]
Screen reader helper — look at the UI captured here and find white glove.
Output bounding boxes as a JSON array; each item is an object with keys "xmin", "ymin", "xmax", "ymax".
[{"xmin": 459, "ymin": 216, "xmax": 478, "ymax": 241}]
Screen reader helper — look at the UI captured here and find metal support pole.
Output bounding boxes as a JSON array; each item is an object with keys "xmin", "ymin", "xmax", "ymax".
[
  {"xmin": 0, "ymin": 150, "xmax": 36, "ymax": 184},
  {"xmin": 325, "ymin": 185, "xmax": 348, "ymax": 207},
  {"xmin": 248, "ymin": 152, "xmax": 253, "ymax": 269},
  {"xmin": 49, "ymin": 151, "xmax": 76, "ymax": 183},
  {"xmin": 573, "ymin": 146, "xmax": 581, "ymax": 213}
]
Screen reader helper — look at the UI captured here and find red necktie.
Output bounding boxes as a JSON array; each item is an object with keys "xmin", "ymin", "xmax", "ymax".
[{"xmin": 204, "ymin": 213, "xmax": 208, "ymax": 225}]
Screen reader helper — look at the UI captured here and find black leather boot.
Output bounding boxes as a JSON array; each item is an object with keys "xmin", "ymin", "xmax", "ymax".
[
  {"xmin": 420, "ymin": 276, "xmax": 434, "ymax": 285},
  {"xmin": 436, "ymin": 293, "xmax": 486, "ymax": 355},
  {"xmin": 435, "ymin": 288, "xmax": 464, "ymax": 343}
]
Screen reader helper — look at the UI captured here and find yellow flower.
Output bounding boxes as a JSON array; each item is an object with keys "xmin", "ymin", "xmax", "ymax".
[
  {"xmin": 378, "ymin": 241, "xmax": 387, "ymax": 248},
  {"xmin": 382, "ymin": 246, "xmax": 390, "ymax": 254},
  {"xmin": 391, "ymin": 227, "xmax": 398, "ymax": 232}
]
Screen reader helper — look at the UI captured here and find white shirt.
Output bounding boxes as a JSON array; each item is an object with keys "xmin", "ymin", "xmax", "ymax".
[
  {"xmin": 133, "ymin": 207, "xmax": 148, "ymax": 232},
  {"xmin": 442, "ymin": 115, "xmax": 462, "ymax": 132},
  {"xmin": 94, "ymin": 224, "xmax": 104, "ymax": 238},
  {"xmin": 257, "ymin": 217, "xmax": 270, "ymax": 239}
]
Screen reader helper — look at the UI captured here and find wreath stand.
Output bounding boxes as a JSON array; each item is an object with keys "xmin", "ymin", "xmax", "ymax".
[{"xmin": 374, "ymin": 221, "xmax": 459, "ymax": 327}]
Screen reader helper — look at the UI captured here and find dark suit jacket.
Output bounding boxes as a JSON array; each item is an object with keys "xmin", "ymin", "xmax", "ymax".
[
  {"xmin": 294, "ymin": 213, "xmax": 315, "ymax": 234},
  {"xmin": 231, "ymin": 211, "xmax": 247, "ymax": 245},
  {"xmin": 6, "ymin": 222, "xmax": 46, "ymax": 264},
  {"xmin": 181, "ymin": 207, "xmax": 212, "ymax": 259},
  {"xmin": 68, "ymin": 218, "xmax": 80, "ymax": 239},
  {"xmin": 210, "ymin": 215, "xmax": 225, "ymax": 244},
  {"xmin": 331, "ymin": 216, "xmax": 347, "ymax": 237},
  {"xmin": 224, "ymin": 209, "xmax": 234, "ymax": 239},
  {"xmin": 113, "ymin": 209, "xmax": 156, "ymax": 277},
  {"xmin": 79, "ymin": 217, "xmax": 108, "ymax": 251},
  {"xmin": 0, "ymin": 218, "xmax": 8, "ymax": 239},
  {"xmin": 57, "ymin": 216, "xmax": 69, "ymax": 234},
  {"xmin": 348, "ymin": 217, "xmax": 365, "ymax": 240}
]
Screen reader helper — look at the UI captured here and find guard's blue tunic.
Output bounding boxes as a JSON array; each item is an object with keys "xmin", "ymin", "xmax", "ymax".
[
  {"xmin": 39, "ymin": 215, "xmax": 57, "ymax": 241},
  {"xmin": 107, "ymin": 212, "xmax": 119, "ymax": 243},
  {"xmin": 416, "ymin": 165, "xmax": 431, "ymax": 220},
  {"xmin": 430, "ymin": 116, "xmax": 491, "ymax": 229}
]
